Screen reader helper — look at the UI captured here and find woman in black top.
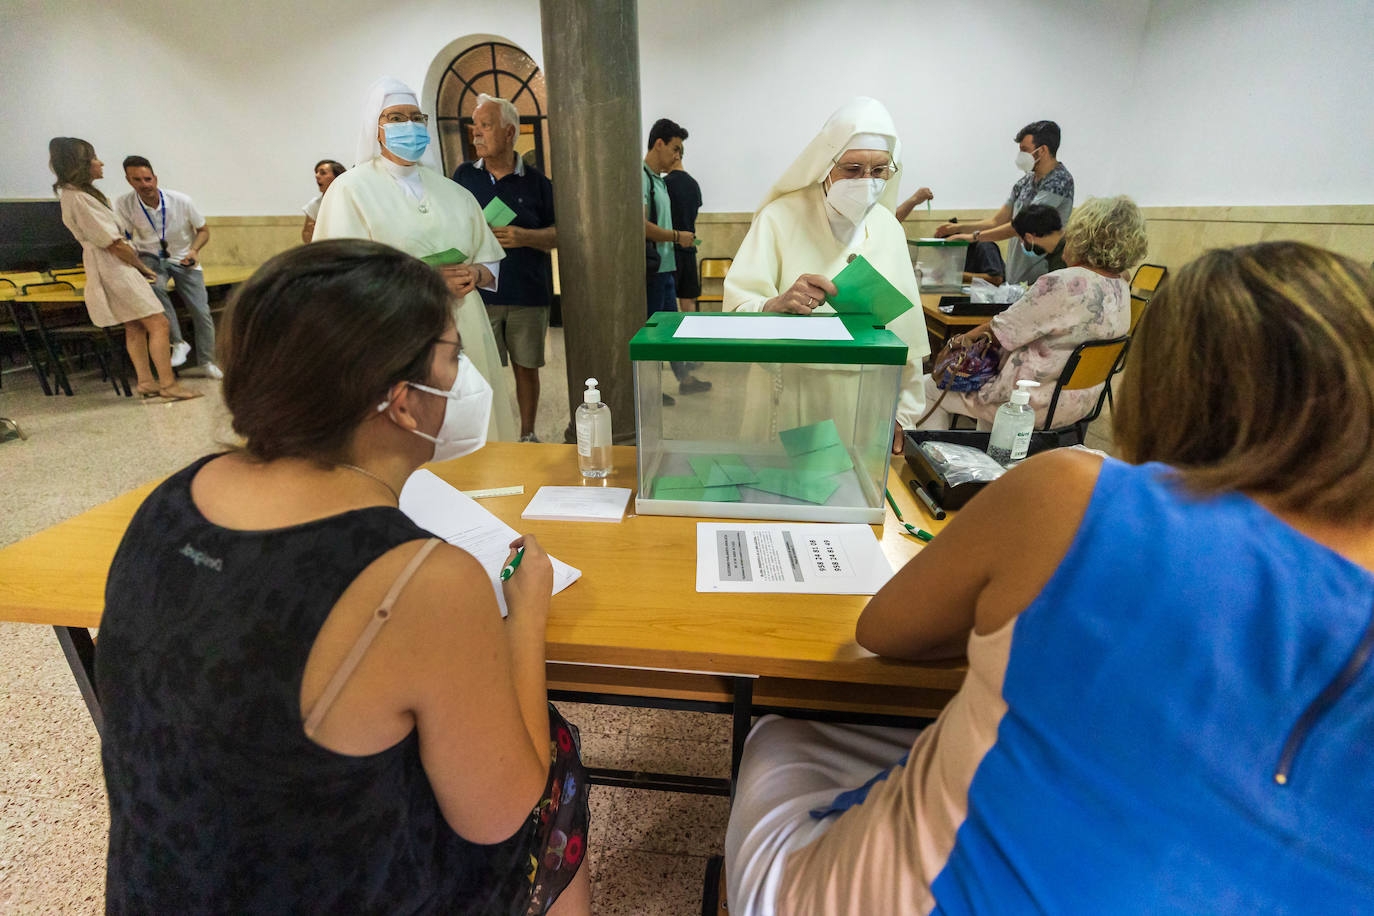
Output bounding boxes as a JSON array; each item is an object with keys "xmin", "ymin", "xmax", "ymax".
[{"xmin": 97, "ymin": 239, "xmax": 590, "ymax": 914}]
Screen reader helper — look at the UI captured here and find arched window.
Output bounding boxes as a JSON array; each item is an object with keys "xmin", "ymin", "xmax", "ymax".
[{"xmin": 436, "ymin": 41, "xmax": 550, "ymax": 178}]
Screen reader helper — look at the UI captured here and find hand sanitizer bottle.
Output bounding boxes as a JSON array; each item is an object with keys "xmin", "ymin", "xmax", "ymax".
[
  {"xmin": 987, "ymin": 379, "xmax": 1040, "ymax": 466},
  {"xmin": 576, "ymin": 377, "xmax": 613, "ymax": 478}
]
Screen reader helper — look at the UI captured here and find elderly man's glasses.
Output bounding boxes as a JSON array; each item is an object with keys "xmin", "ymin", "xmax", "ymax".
[
  {"xmin": 831, "ymin": 161, "xmax": 898, "ymax": 181},
  {"xmin": 380, "ymin": 112, "xmax": 430, "ymax": 125}
]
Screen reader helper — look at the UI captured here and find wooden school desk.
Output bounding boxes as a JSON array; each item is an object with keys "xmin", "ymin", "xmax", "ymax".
[
  {"xmin": 0, "ymin": 443, "xmax": 960, "ymax": 795},
  {"xmin": 9, "ymin": 266, "xmax": 256, "ymax": 395},
  {"xmin": 920, "ymin": 291, "xmax": 998, "ymax": 351}
]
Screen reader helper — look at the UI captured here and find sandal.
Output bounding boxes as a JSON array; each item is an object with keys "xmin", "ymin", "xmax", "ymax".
[
  {"xmin": 135, "ymin": 383, "xmax": 162, "ymax": 399},
  {"xmin": 157, "ymin": 384, "xmax": 204, "ymax": 402}
]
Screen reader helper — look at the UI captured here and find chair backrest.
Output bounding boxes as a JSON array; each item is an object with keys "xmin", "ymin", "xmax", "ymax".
[
  {"xmin": 699, "ymin": 257, "xmax": 732, "ymax": 281},
  {"xmin": 1131, "ymin": 263, "xmax": 1167, "ymax": 296},
  {"xmin": 1042, "ymin": 335, "xmax": 1130, "ymax": 431},
  {"xmin": 1, "ymin": 271, "xmax": 46, "ymax": 288},
  {"xmin": 1129, "ymin": 294, "xmax": 1149, "ymax": 333},
  {"xmin": 21, "ymin": 280, "xmax": 78, "ymax": 295}
]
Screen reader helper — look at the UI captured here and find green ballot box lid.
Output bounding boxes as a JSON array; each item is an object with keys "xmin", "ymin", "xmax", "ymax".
[
  {"xmin": 908, "ymin": 238, "xmax": 971, "ymax": 247},
  {"xmin": 628, "ymin": 311, "xmax": 907, "ymax": 365}
]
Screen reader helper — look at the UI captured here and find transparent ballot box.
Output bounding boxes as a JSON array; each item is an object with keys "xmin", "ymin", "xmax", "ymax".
[
  {"xmin": 909, "ymin": 238, "xmax": 969, "ymax": 292},
  {"xmin": 629, "ymin": 312, "xmax": 908, "ymax": 524}
]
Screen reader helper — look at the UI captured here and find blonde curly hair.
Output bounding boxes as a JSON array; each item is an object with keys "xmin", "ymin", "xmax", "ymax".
[{"xmin": 1062, "ymin": 195, "xmax": 1148, "ymax": 274}]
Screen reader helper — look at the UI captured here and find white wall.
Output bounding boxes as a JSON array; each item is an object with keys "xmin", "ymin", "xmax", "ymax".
[
  {"xmin": 2, "ymin": 0, "xmax": 1370, "ymax": 216},
  {"xmin": 638, "ymin": 0, "xmax": 1150, "ymax": 212},
  {"xmin": 0, "ymin": 0, "xmax": 544, "ymax": 215},
  {"xmin": 1122, "ymin": 0, "xmax": 1374, "ymax": 206}
]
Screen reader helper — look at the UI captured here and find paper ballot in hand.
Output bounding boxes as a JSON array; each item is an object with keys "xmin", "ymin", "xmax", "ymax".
[
  {"xmin": 828, "ymin": 255, "xmax": 915, "ymax": 324},
  {"xmin": 398, "ymin": 469, "xmax": 581, "ymax": 616}
]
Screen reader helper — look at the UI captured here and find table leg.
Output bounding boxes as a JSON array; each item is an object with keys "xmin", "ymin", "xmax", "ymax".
[
  {"xmin": 53, "ymin": 626, "xmax": 103, "ymax": 738},
  {"xmin": 729, "ymin": 676, "xmax": 754, "ymax": 798},
  {"xmin": 6, "ymin": 301, "xmax": 53, "ymax": 396},
  {"xmin": 22, "ymin": 302, "xmax": 73, "ymax": 396},
  {"xmin": 103, "ymin": 327, "xmax": 133, "ymax": 396}
]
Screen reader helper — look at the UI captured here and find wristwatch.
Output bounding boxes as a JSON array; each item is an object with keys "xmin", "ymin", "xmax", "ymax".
[{"xmin": 972, "ymin": 230, "xmax": 982, "ymax": 242}]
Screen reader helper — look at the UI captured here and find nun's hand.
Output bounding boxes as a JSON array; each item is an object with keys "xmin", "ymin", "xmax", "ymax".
[
  {"xmin": 440, "ymin": 264, "xmax": 479, "ymax": 298},
  {"xmin": 764, "ymin": 274, "xmax": 838, "ymax": 315}
]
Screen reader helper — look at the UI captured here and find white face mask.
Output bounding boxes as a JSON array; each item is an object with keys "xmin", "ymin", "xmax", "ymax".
[
  {"xmin": 378, "ymin": 353, "xmax": 492, "ymax": 462},
  {"xmin": 1015, "ymin": 149, "xmax": 1036, "ymax": 173},
  {"xmin": 826, "ymin": 177, "xmax": 886, "ymax": 226}
]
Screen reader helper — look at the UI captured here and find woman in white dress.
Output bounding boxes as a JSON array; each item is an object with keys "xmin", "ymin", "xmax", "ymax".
[
  {"xmin": 49, "ymin": 137, "xmax": 200, "ymax": 400},
  {"xmin": 313, "ymin": 77, "xmax": 517, "ymax": 442}
]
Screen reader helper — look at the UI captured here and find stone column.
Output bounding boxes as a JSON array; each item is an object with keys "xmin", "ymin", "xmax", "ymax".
[{"xmin": 540, "ymin": 0, "xmax": 643, "ymax": 443}]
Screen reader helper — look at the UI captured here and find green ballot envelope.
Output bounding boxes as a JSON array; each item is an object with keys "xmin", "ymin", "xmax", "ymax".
[
  {"xmin": 828, "ymin": 255, "xmax": 915, "ymax": 324},
  {"xmin": 420, "ymin": 248, "xmax": 468, "ymax": 266},
  {"xmin": 482, "ymin": 197, "xmax": 518, "ymax": 228}
]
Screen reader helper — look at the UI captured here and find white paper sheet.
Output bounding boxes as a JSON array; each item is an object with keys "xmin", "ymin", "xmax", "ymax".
[
  {"xmin": 521, "ymin": 486, "xmax": 631, "ymax": 522},
  {"xmin": 695, "ymin": 522, "xmax": 894, "ymax": 595},
  {"xmin": 674, "ymin": 315, "xmax": 852, "ymax": 341},
  {"xmin": 399, "ymin": 469, "xmax": 581, "ymax": 616}
]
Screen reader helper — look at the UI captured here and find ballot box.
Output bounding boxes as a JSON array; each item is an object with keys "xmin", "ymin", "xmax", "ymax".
[
  {"xmin": 629, "ymin": 311, "xmax": 907, "ymax": 524},
  {"xmin": 909, "ymin": 238, "xmax": 969, "ymax": 293}
]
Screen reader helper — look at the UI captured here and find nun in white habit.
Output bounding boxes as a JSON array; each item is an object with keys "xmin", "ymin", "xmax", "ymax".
[
  {"xmin": 723, "ymin": 97, "xmax": 929, "ymax": 447},
  {"xmin": 314, "ymin": 76, "xmax": 517, "ymax": 442}
]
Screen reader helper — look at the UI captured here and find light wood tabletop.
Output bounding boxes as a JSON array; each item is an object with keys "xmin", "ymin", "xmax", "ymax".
[
  {"xmin": 0, "ymin": 443, "xmax": 963, "ymax": 697},
  {"xmin": 11, "ymin": 265, "xmax": 257, "ymax": 306}
]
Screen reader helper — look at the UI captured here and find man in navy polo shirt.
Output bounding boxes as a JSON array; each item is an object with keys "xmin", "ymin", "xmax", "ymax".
[{"xmin": 453, "ymin": 94, "xmax": 557, "ymax": 442}]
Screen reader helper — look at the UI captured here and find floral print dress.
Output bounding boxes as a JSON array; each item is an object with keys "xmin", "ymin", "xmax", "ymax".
[{"xmin": 957, "ymin": 267, "xmax": 1129, "ymax": 427}]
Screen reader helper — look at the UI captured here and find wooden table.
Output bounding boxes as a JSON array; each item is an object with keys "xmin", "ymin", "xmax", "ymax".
[
  {"xmin": 920, "ymin": 291, "xmax": 999, "ymax": 351},
  {"xmin": 8, "ymin": 266, "xmax": 257, "ymax": 395},
  {"xmin": 0, "ymin": 442, "xmax": 959, "ymax": 794}
]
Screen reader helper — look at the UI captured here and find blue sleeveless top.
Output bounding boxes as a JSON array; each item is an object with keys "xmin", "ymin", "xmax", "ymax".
[{"xmin": 931, "ymin": 459, "xmax": 1374, "ymax": 913}]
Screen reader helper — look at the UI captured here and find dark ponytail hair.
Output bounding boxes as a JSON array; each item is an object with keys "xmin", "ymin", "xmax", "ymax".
[{"xmin": 219, "ymin": 239, "xmax": 452, "ymax": 464}]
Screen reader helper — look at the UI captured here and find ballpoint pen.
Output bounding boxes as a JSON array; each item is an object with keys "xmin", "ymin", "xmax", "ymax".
[
  {"xmin": 499, "ymin": 546, "xmax": 525, "ymax": 581},
  {"xmin": 884, "ymin": 488, "xmax": 933, "ymax": 542}
]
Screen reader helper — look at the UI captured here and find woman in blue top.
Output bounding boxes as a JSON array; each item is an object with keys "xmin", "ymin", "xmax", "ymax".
[{"xmin": 725, "ymin": 241, "xmax": 1374, "ymax": 914}]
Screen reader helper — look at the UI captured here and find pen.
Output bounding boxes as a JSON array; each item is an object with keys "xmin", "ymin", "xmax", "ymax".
[
  {"xmin": 499, "ymin": 546, "xmax": 525, "ymax": 581},
  {"xmin": 884, "ymin": 488, "xmax": 934, "ymax": 542},
  {"xmin": 908, "ymin": 480, "xmax": 947, "ymax": 521}
]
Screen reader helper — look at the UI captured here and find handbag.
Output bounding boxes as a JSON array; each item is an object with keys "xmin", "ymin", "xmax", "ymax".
[{"xmin": 914, "ymin": 332, "xmax": 1001, "ymax": 427}]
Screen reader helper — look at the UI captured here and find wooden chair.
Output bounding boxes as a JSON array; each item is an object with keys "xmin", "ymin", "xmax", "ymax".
[
  {"xmin": 697, "ymin": 257, "xmax": 732, "ymax": 306},
  {"xmin": 50, "ymin": 267, "xmax": 86, "ymax": 289},
  {"xmin": 21, "ymin": 280, "xmax": 78, "ymax": 296},
  {"xmin": 1131, "ymin": 264, "xmax": 1167, "ymax": 300},
  {"xmin": 1041, "ymin": 336, "xmax": 1131, "ymax": 445}
]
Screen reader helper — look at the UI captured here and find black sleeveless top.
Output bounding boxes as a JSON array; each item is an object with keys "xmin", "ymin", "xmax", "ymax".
[{"xmin": 98, "ymin": 455, "xmax": 525, "ymax": 914}]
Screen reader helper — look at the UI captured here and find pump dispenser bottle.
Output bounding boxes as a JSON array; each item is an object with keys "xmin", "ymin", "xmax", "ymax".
[
  {"xmin": 575, "ymin": 377, "xmax": 613, "ymax": 478},
  {"xmin": 987, "ymin": 379, "xmax": 1041, "ymax": 466}
]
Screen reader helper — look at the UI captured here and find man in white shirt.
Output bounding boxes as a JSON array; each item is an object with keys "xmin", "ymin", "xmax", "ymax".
[{"xmin": 115, "ymin": 156, "xmax": 219, "ymax": 377}]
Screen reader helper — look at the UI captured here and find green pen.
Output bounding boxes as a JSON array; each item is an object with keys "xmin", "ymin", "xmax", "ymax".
[
  {"xmin": 884, "ymin": 488, "xmax": 933, "ymax": 542},
  {"xmin": 500, "ymin": 546, "xmax": 525, "ymax": 581}
]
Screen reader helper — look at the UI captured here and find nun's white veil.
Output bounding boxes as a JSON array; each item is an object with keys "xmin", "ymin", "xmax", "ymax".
[
  {"xmin": 353, "ymin": 76, "xmax": 441, "ymax": 170},
  {"xmin": 757, "ymin": 97, "xmax": 904, "ymax": 215}
]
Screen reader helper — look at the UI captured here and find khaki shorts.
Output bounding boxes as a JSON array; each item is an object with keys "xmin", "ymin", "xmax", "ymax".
[{"xmin": 486, "ymin": 304, "xmax": 548, "ymax": 368}]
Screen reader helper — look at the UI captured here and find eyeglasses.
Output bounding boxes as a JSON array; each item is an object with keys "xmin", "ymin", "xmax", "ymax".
[
  {"xmin": 830, "ymin": 160, "xmax": 899, "ymax": 181},
  {"xmin": 380, "ymin": 112, "xmax": 430, "ymax": 125}
]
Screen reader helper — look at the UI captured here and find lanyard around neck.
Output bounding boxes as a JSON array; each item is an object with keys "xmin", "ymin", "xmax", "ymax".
[{"xmin": 137, "ymin": 191, "xmax": 166, "ymax": 243}]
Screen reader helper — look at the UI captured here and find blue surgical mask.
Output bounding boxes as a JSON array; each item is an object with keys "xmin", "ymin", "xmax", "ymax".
[{"xmin": 381, "ymin": 121, "xmax": 431, "ymax": 162}]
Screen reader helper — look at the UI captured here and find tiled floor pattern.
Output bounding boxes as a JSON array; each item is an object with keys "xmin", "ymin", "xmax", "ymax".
[{"xmin": 0, "ymin": 326, "xmax": 1114, "ymax": 913}]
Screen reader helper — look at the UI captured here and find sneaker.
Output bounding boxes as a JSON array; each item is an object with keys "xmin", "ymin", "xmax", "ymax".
[
  {"xmin": 170, "ymin": 341, "xmax": 191, "ymax": 368},
  {"xmin": 679, "ymin": 376, "xmax": 712, "ymax": 395},
  {"xmin": 662, "ymin": 393, "xmax": 676, "ymax": 406},
  {"xmin": 203, "ymin": 362, "xmax": 223, "ymax": 380},
  {"xmin": 519, "ymin": 432, "xmax": 541, "ymax": 443}
]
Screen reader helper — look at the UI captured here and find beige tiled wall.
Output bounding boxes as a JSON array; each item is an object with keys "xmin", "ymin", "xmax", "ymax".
[{"xmin": 203, "ymin": 207, "xmax": 1374, "ymax": 280}]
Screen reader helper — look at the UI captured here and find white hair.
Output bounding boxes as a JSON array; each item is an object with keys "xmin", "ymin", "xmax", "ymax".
[{"xmin": 476, "ymin": 93, "xmax": 520, "ymax": 133}]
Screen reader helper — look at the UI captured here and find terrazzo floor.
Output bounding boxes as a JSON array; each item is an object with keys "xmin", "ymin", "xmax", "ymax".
[{"xmin": 0, "ymin": 325, "xmax": 1114, "ymax": 914}]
